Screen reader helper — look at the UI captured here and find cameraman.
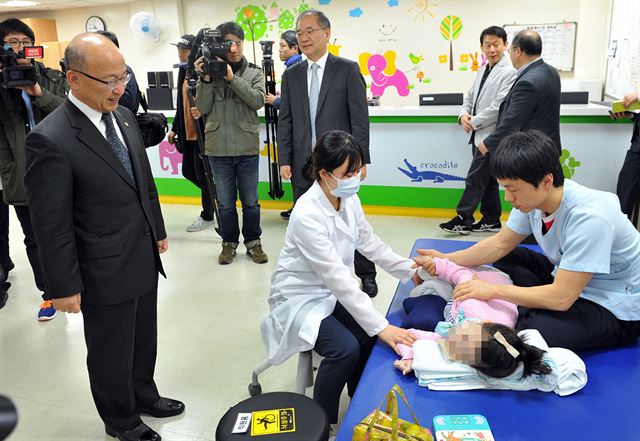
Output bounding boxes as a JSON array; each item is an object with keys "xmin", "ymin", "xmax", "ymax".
[
  {"xmin": 264, "ymin": 30, "xmax": 302, "ymax": 111},
  {"xmin": 0, "ymin": 18, "xmax": 68, "ymax": 319},
  {"xmin": 168, "ymin": 34, "xmax": 215, "ymax": 233},
  {"xmin": 194, "ymin": 22, "xmax": 268, "ymax": 265}
]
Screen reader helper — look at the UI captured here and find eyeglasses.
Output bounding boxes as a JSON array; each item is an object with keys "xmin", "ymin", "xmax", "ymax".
[
  {"xmin": 295, "ymin": 27, "xmax": 328, "ymax": 38},
  {"xmin": 4, "ymin": 38, "xmax": 33, "ymax": 48},
  {"xmin": 74, "ymin": 69, "xmax": 131, "ymax": 89}
]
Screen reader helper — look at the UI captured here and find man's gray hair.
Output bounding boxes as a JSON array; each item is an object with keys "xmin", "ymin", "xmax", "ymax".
[
  {"xmin": 296, "ymin": 9, "xmax": 331, "ymax": 29},
  {"xmin": 64, "ymin": 43, "xmax": 85, "ymax": 71}
]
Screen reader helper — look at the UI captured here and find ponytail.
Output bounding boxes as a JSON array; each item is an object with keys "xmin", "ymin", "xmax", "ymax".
[{"xmin": 475, "ymin": 323, "xmax": 551, "ymax": 379}]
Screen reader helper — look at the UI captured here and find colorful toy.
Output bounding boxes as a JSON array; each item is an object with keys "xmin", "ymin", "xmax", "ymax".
[{"xmin": 367, "ymin": 53, "xmax": 410, "ymax": 97}]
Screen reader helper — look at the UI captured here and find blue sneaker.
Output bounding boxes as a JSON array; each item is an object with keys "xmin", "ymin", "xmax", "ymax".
[{"xmin": 38, "ymin": 300, "xmax": 58, "ymax": 321}]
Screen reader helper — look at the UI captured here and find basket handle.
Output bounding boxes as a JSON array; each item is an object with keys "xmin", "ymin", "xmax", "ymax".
[{"xmin": 385, "ymin": 385, "xmax": 422, "ymax": 427}]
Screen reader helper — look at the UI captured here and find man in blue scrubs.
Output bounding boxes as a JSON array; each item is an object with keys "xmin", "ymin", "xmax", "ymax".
[{"xmin": 417, "ymin": 130, "xmax": 640, "ymax": 351}]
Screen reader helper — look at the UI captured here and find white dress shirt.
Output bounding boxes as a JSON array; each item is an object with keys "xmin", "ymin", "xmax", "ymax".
[
  {"xmin": 68, "ymin": 91, "xmax": 128, "ymax": 150},
  {"xmin": 307, "ymin": 51, "xmax": 329, "ymax": 95}
]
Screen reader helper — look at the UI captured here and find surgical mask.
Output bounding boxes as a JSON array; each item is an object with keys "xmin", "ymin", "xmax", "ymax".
[{"xmin": 327, "ymin": 171, "xmax": 361, "ymax": 198}]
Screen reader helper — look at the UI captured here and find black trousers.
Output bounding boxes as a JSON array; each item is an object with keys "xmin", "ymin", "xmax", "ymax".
[
  {"xmin": 13, "ymin": 205, "xmax": 45, "ymax": 295},
  {"xmin": 294, "ymin": 178, "xmax": 377, "ymax": 280},
  {"xmin": 182, "ymin": 140, "xmax": 215, "ymax": 222},
  {"xmin": 616, "ymin": 149, "xmax": 640, "ymax": 219},
  {"xmin": 0, "ymin": 192, "xmax": 10, "ymax": 284},
  {"xmin": 494, "ymin": 247, "xmax": 640, "ymax": 351},
  {"xmin": 81, "ymin": 287, "xmax": 161, "ymax": 431},
  {"xmin": 313, "ymin": 302, "xmax": 376, "ymax": 424},
  {"xmin": 456, "ymin": 145, "xmax": 501, "ymax": 223}
]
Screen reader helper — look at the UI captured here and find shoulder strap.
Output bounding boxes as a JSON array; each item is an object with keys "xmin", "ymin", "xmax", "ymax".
[{"xmin": 139, "ymin": 90, "xmax": 148, "ymax": 113}]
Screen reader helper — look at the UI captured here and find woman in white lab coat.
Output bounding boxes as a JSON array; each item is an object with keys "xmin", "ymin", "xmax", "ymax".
[{"xmin": 261, "ymin": 130, "xmax": 418, "ymax": 424}]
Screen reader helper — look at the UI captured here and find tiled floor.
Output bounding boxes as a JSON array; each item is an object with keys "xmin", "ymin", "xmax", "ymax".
[{"xmin": 0, "ymin": 203, "xmax": 478, "ymax": 440}]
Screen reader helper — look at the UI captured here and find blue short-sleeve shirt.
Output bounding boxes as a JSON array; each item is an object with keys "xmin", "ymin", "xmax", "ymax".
[{"xmin": 506, "ymin": 179, "xmax": 640, "ymax": 320}]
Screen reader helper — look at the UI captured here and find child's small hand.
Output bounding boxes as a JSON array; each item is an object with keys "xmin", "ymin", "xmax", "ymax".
[{"xmin": 424, "ymin": 256, "xmax": 437, "ymax": 277}]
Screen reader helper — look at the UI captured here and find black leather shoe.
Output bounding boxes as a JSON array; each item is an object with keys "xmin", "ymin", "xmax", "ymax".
[
  {"xmin": 105, "ymin": 422, "xmax": 161, "ymax": 441},
  {"xmin": 361, "ymin": 277, "xmax": 378, "ymax": 298},
  {"xmin": 280, "ymin": 208, "xmax": 292, "ymax": 219},
  {"xmin": 137, "ymin": 397, "xmax": 185, "ymax": 418}
]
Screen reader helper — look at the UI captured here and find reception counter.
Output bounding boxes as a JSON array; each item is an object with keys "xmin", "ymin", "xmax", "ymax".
[{"xmin": 148, "ymin": 104, "xmax": 633, "ymax": 217}]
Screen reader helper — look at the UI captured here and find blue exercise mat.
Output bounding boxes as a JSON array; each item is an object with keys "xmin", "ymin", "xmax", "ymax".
[{"xmin": 336, "ymin": 239, "xmax": 640, "ymax": 441}]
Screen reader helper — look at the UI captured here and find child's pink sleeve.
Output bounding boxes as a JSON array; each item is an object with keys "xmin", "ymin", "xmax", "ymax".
[
  {"xmin": 434, "ymin": 257, "xmax": 475, "ymax": 285},
  {"xmin": 398, "ymin": 329, "xmax": 441, "ymax": 360}
]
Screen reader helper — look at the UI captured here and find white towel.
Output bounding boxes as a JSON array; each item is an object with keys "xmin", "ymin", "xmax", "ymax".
[{"xmin": 412, "ymin": 329, "xmax": 587, "ymax": 396}]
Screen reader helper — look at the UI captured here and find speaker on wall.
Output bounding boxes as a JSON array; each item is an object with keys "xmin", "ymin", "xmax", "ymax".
[
  {"xmin": 146, "ymin": 87, "xmax": 174, "ymax": 110},
  {"xmin": 147, "ymin": 71, "xmax": 158, "ymax": 88},
  {"xmin": 157, "ymin": 71, "xmax": 174, "ymax": 88}
]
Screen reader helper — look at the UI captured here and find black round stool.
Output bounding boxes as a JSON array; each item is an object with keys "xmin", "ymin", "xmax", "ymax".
[{"xmin": 216, "ymin": 392, "xmax": 329, "ymax": 441}]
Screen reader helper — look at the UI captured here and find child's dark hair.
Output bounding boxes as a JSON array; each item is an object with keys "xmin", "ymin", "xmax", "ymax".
[
  {"xmin": 490, "ymin": 130, "xmax": 564, "ymax": 188},
  {"xmin": 303, "ymin": 130, "xmax": 364, "ymax": 181},
  {"xmin": 474, "ymin": 323, "xmax": 552, "ymax": 379}
]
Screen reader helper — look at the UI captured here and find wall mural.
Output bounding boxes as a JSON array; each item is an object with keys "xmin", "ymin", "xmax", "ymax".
[
  {"xmin": 230, "ymin": 1, "xmax": 473, "ymax": 103},
  {"xmin": 440, "ymin": 15, "xmax": 463, "ymax": 71}
]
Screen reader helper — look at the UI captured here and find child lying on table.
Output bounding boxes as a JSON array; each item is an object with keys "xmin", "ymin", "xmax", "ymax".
[{"xmin": 394, "ymin": 257, "xmax": 550, "ymax": 378}]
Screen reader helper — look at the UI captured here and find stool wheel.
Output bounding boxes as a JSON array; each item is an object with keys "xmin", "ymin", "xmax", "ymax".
[{"xmin": 248, "ymin": 382, "xmax": 262, "ymax": 396}]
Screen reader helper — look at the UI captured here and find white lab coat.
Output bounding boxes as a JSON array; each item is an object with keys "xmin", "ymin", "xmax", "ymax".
[{"xmin": 260, "ymin": 181, "xmax": 415, "ymax": 366}]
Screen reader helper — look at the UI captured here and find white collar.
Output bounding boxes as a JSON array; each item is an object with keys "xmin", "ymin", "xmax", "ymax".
[
  {"xmin": 516, "ymin": 56, "xmax": 542, "ymax": 76},
  {"xmin": 68, "ymin": 91, "xmax": 105, "ymax": 127},
  {"xmin": 307, "ymin": 51, "xmax": 329, "ymax": 72}
]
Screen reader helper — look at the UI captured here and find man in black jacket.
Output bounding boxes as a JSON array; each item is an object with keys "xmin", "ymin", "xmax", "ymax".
[
  {"xmin": 25, "ymin": 33, "xmax": 183, "ymax": 440},
  {"xmin": 167, "ymin": 34, "xmax": 215, "ymax": 233},
  {"xmin": 479, "ymin": 30, "xmax": 561, "ymax": 156}
]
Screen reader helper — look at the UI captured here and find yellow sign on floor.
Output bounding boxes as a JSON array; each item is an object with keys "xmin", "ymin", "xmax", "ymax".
[{"xmin": 251, "ymin": 408, "xmax": 296, "ymax": 436}]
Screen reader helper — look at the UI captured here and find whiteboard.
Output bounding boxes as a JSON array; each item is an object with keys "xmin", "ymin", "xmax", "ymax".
[
  {"xmin": 604, "ymin": 0, "xmax": 640, "ymax": 99},
  {"xmin": 504, "ymin": 22, "xmax": 577, "ymax": 72}
]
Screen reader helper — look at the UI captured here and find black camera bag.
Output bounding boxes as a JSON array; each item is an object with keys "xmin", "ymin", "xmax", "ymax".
[{"xmin": 136, "ymin": 92, "xmax": 168, "ymax": 148}]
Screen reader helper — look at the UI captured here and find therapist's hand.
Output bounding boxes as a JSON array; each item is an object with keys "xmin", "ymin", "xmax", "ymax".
[
  {"xmin": 411, "ymin": 270, "xmax": 423, "ymax": 286},
  {"xmin": 453, "ymin": 274, "xmax": 498, "ymax": 302},
  {"xmin": 378, "ymin": 325, "xmax": 417, "ymax": 355},
  {"xmin": 411, "ymin": 248, "xmax": 446, "ymax": 268}
]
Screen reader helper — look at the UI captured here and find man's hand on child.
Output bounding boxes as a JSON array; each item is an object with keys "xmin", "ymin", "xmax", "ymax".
[{"xmin": 453, "ymin": 274, "xmax": 497, "ymax": 302}]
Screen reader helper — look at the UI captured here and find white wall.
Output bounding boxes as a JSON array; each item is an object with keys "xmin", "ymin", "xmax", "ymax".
[{"xmin": 2, "ymin": 0, "xmax": 612, "ymax": 103}]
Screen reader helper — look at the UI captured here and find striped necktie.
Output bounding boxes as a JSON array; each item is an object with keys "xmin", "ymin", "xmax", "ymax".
[{"xmin": 309, "ymin": 63, "xmax": 320, "ymax": 150}]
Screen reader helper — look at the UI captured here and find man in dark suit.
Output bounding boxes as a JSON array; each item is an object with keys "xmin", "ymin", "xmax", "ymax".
[
  {"xmin": 614, "ymin": 88, "xmax": 640, "ymax": 218},
  {"xmin": 479, "ymin": 30, "xmax": 561, "ymax": 156},
  {"xmin": 277, "ymin": 9, "xmax": 378, "ymax": 297},
  {"xmin": 24, "ymin": 34, "xmax": 183, "ymax": 441}
]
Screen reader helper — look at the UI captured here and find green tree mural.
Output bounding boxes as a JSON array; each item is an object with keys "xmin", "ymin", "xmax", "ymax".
[{"xmin": 440, "ymin": 15, "xmax": 462, "ymax": 71}]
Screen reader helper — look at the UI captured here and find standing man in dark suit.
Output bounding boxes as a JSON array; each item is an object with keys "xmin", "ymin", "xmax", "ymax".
[
  {"xmin": 25, "ymin": 34, "xmax": 183, "ymax": 441},
  {"xmin": 277, "ymin": 9, "xmax": 379, "ymax": 297},
  {"xmin": 478, "ymin": 30, "xmax": 561, "ymax": 156},
  {"xmin": 614, "ymin": 87, "xmax": 640, "ymax": 217}
]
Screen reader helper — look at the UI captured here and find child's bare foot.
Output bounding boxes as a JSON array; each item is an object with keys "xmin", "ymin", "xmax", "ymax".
[{"xmin": 393, "ymin": 359, "xmax": 413, "ymax": 375}]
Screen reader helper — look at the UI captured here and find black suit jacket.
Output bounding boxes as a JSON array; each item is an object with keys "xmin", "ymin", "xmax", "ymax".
[
  {"xmin": 483, "ymin": 58, "xmax": 561, "ymax": 154},
  {"xmin": 277, "ymin": 53, "xmax": 369, "ymax": 187},
  {"xmin": 24, "ymin": 100, "xmax": 166, "ymax": 305}
]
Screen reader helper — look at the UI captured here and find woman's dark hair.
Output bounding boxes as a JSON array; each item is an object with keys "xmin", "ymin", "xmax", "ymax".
[
  {"xmin": 303, "ymin": 130, "xmax": 363, "ymax": 182},
  {"xmin": 480, "ymin": 26, "xmax": 507, "ymax": 44},
  {"xmin": 490, "ymin": 130, "xmax": 564, "ymax": 188},
  {"xmin": 216, "ymin": 21, "xmax": 244, "ymax": 41},
  {"xmin": 474, "ymin": 323, "xmax": 552, "ymax": 379},
  {"xmin": 0, "ymin": 18, "xmax": 35, "ymax": 43},
  {"xmin": 281, "ymin": 30, "xmax": 300, "ymax": 54}
]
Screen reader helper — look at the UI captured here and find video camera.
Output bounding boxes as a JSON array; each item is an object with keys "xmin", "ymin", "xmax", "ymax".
[
  {"xmin": 189, "ymin": 27, "xmax": 233, "ymax": 79},
  {"xmin": 259, "ymin": 40, "xmax": 274, "ymax": 60},
  {"xmin": 0, "ymin": 44, "xmax": 43, "ymax": 88}
]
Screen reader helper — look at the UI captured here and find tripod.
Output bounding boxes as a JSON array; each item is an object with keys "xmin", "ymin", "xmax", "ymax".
[
  {"xmin": 185, "ymin": 76, "xmax": 222, "ymax": 235},
  {"xmin": 262, "ymin": 54, "xmax": 284, "ymax": 199}
]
